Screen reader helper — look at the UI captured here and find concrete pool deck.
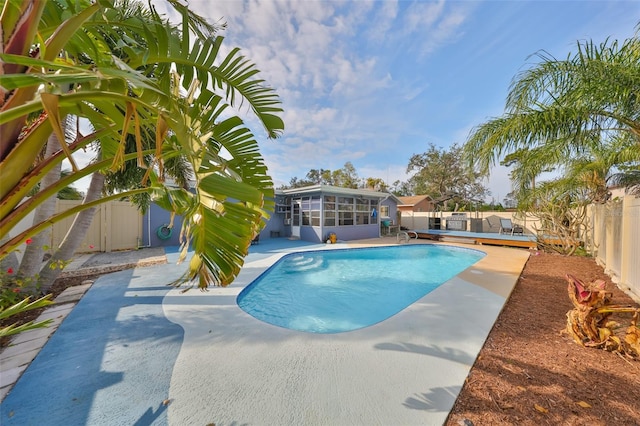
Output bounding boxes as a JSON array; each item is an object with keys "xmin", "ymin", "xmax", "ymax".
[{"xmin": 0, "ymin": 237, "xmax": 530, "ymax": 425}]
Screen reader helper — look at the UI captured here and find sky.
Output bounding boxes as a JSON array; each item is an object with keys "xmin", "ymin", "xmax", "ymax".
[{"xmin": 72, "ymin": 0, "xmax": 640, "ymax": 202}]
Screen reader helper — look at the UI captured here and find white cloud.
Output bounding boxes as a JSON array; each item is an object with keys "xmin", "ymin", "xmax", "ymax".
[
  {"xmin": 414, "ymin": 4, "xmax": 469, "ymax": 56},
  {"xmin": 365, "ymin": 0, "xmax": 399, "ymax": 42},
  {"xmin": 403, "ymin": 0, "xmax": 445, "ymax": 33}
]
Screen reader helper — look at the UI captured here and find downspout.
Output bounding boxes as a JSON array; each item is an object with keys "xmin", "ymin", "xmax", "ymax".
[
  {"xmin": 138, "ymin": 208, "xmax": 152, "ymax": 248},
  {"xmin": 320, "ymin": 195, "xmax": 324, "ymax": 243},
  {"xmin": 379, "ymin": 194, "xmax": 390, "ymax": 238}
]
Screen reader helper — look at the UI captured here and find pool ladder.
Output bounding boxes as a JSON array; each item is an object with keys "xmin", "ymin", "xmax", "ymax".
[{"xmin": 397, "ymin": 231, "xmax": 418, "ymax": 243}]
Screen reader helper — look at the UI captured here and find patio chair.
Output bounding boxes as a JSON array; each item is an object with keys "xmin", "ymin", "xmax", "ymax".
[
  {"xmin": 499, "ymin": 218, "xmax": 524, "ymax": 235},
  {"xmin": 485, "ymin": 216, "xmax": 501, "ymax": 233}
]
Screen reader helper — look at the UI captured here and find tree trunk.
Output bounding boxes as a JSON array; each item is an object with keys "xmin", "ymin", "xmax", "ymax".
[
  {"xmin": 18, "ymin": 131, "xmax": 63, "ymax": 292},
  {"xmin": 37, "ymin": 171, "xmax": 105, "ymax": 293}
]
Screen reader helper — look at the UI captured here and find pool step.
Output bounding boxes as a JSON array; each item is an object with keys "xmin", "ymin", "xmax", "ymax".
[
  {"xmin": 440, "ymin": 236, "xmax": 477, "ymax": 245},
  {"xmin": 284, "ymin": 255, "xmax": 325, "ymax": 272}
]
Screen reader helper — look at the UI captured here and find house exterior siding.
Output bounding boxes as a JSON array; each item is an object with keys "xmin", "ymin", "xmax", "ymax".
[
  {"xmin": 408, "ymin": 198, "xmax": 433, "ymax": 212},
  {"xmin": 142, "ymin": 203, "xmax": 185, "ymax": 247},
  {"xmin": 397, "ymin": 195, "xmax": 434, "ymax": 213}
]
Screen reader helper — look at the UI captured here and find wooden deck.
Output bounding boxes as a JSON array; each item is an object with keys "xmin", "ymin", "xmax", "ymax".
[{"xmin": 414, "ymin": 229, "xmax": 538, "ymax": 249}]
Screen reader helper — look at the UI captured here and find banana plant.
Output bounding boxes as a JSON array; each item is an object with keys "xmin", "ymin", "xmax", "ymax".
[{"xmin": 1, "ymin": 0, "xmax": 284, "ymax": 290}]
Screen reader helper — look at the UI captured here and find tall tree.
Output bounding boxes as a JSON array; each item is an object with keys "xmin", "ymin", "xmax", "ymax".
[
  {"xmin": 389, "ymin": 179, "xmax": 412, "ymax": 196},
  {"xmin": 32, "ymin": 1, "xmax": 198, "ymax": 292},
  {"xmin": 364, "ymin": 177, "xmax": 387, "ymax": 191},
  {"xmin": 304, "ymin": 168, "xmax": 331, "ymax": 185},
  {"xmin": 37, "ymin": 171, "xmax": 106, "ymax": 290},
  {"xmin": 331, "ymin": 162, "xmax": 360, "ymax": 188},
  {"xmin": 283, "ymin": 162, "xmax": 367, "ymax": 189},
  {"xmin": 406, "ymin": 143, "xmax": 489, "ymax": 209},
  {"xmin": 56, "ymin": 173, "xmax": 84, "ymax": 200},
  {"xmin": 16, "ymin": 130, "xmax": 64, "ymax": 284}
]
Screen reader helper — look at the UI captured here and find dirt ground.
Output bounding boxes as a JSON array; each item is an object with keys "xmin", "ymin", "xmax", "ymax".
[
  {"xmin": 445, "ymin": 251, "xmax": 640, "ymax": 426},
  {"xmin": 3, "ymin": 251, "xmax": 639, "ymax": 425}
]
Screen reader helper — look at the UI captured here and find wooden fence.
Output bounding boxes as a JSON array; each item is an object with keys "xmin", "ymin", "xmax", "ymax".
[{"xmin": 52, "ymin": 200, "xmax": 142, "ymax": 253}]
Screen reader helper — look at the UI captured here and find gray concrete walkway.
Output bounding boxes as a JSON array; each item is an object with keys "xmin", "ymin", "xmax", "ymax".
[
  {"xmin": 0, "ymin": 247, "xmax": 167, "ymax": 401},
  {"xmin": 0, "ymin": 238, "xmax": 530, "ymax": 425}
]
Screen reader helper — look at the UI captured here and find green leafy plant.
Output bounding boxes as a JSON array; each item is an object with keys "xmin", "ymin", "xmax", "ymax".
[
  {"xmin": 0, "ymin": 267, "xmax": 43, "ymax": 306},
  {"xmin": 0, "ymin": 279, "xmax": 25, "ymax": 309},
  {"xmin": 0, "ymin": 239, "xmax": 53, "ymax": 339},
  {"xmin": 0, "ymin": 239, "xmax": 63, "ymax": 337},
  {"xmin": 0, "ymin": 296, "xmax": 53, "ymax": 339}
]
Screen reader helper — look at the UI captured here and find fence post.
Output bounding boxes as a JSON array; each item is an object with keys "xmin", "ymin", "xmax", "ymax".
[
  {"xmin": 620, "ymin": 195, "xmax": 640, "ymax": 299},
  {"xmin": 103, "ymin": 202, "xmax": 111, "ymax": 252}
]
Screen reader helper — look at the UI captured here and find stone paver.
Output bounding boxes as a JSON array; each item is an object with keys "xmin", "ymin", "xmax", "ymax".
[{"xmin": 52, "ymin": 282, "xmax": 92, "ymax": 304}]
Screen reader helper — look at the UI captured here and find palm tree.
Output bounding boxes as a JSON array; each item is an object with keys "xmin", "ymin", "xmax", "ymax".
[
  {"xmin": 56, "ymin": 172, "xmax": 84, "ymax": 200},
  {"xmin": 0, "ymin": 0, "xmax": 284, "ymax": 296},
  {"xmin": 463, "ymin": 26, "xmax": 640, "ymax": 192},
  {"xmin": 505, "ymin": 133, "xmax": 635, "ymax": 207}
]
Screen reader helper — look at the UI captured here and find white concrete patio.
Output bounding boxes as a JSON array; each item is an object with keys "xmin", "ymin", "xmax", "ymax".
[
  {"xmin": 0, "ymin": 238, "xmax": 529, "ymax": 425},
  {"xmin": 163, "ymin": 240, "xmax": 530, "ymax": 425}
]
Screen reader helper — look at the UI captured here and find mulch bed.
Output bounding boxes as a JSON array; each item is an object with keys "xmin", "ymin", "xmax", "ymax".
[{"xmin": 445, "ymin": 251, "xmax": 640, "ymax": 426}]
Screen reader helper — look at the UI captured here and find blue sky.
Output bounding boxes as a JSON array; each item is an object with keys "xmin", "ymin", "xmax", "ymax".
[
  {"xmin": 71, "ymin": 1, "xmax": 638, "ymax": 202},
  {"xmin": 182, "ymin": 0, "xmax": 638, "ymax": 202}
]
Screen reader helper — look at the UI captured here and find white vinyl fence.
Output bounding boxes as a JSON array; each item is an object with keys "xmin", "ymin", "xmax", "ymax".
[
  {"xmin": 587, "ymin": 195, "xmax": 640, "ymax": 300},
  {"xmin": 399, "ymin": 211, "xmax": 541, "ymax": 236}
]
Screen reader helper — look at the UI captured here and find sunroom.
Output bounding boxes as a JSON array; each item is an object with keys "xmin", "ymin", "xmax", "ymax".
[{"xmin": 260, "ymin": 185, "xmax": 399, "ymax": 243}]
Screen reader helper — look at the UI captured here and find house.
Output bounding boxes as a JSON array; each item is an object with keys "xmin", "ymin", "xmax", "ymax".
[
  {"xmin": 260, "ymin": 185, "xmax": 401, "ymax": 243},
  {"xmin": 397, "ymin": 195, "xmax": 434, "ymax": 213},
  {"xmin": 140, "ymin": 184, "xmax": 401, "ymax": 247}
]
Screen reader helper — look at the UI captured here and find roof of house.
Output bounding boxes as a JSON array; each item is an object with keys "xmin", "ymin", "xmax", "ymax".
[
  {"xmin": 397, "ymin": 195, "xmax": 432, "ymax": 206},
  {"xmin": 277, "ymin": 184, "xmax": 401, "ymax": 202}
]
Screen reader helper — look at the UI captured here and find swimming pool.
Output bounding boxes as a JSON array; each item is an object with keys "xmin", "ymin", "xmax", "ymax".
[{"xmin": 237, "ymin": 244, "xmax": 485, "ymax": 333}]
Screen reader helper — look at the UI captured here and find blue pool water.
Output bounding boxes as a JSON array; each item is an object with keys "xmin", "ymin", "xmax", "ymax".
[{"xmin": 237, "ymin": 244, "xmax": 484, "ymax": 333}]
